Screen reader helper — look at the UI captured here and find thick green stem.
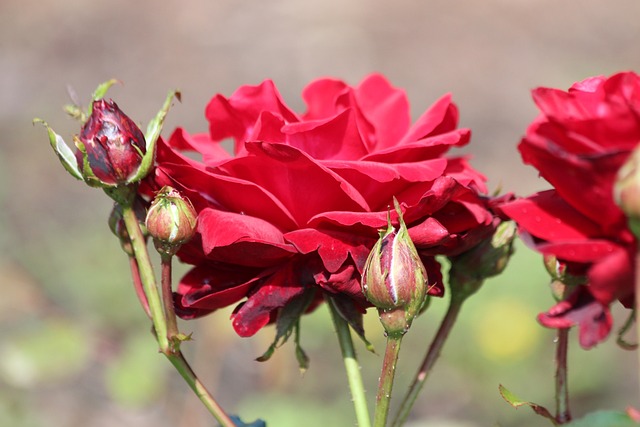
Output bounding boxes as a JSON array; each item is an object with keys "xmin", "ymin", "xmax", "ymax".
[
  {"xmin": 167, "ymin": 351, "xmax": 237, "ymax": 427},
  {"xmin": 554, "ymin": 327, "xmax": 571, "ymax": 424},
  {"xmin": 122, "ymin": 204, "xmax": 236, "ymax": 427},
  {"xmin": 374, "ymin": 335, "xmax": 403, "ymax": 427},
  {"xmin": 392, "ymin": 298, "xmax": 464, "ymax": 427},
  {"xmin": 122, "ymin": 204, "xmax": 168, "ymax": 350},
  {"xmin": 327, "ymin": 299, "xmax": 372, "ymax": 427},
  {"xmin": 160, "ymin": 253, "xmax": 180, "ymax": 341}
]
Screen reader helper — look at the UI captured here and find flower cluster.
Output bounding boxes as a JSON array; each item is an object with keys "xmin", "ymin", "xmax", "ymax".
[
  {"xmin": 150, "ymin": 74, "xmax": 498, "ymax": 337},
  {"xmin": 500, "ymin": 71, "xmax": 640, "ymax": 348}
]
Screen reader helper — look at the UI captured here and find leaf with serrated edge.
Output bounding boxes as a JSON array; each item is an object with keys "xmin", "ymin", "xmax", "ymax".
[
  {"xmin": 34, "ymin": 119, "xmax": 83, "ymax": 181},
  {"xmin": 499, "ymin": 384, "xmax": 557, "ymax": 425}
]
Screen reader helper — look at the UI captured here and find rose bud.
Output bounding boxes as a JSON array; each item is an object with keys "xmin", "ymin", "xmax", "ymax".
[
  {"xmin": 362, "ymin": 200, "xmax": 428, "ymax": 338},
  {"xmin": 615, "ymin": 145, "xmax": 640, "ymax": 237},
  {"xmin": 448, "ymin": 220, "xmax": 516, "ymax": 302},
  {"xmin": 75, "ymin": 99, "xmax": 146, "ymax": 187},
  {"xmin": 145, "ymin": 186, "xmax": 197, "ymax": 256},
  {"xmin": 37, "ymin": 80, "xmax": 179, "ymax": 204}
]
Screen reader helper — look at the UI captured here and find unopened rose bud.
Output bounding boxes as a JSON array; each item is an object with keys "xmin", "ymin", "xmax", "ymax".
[
  {"xmin": 145, "ymin": 186, "xmax": 197, "ymax": 256},
  {"xmin": 448, "ymin": 220, "xmax": 516, "ymax": 301},
  {"xmin": 615, "ymin": 146, "xmax": 640, "ymax": 238},
  {"xmin": 362, "ymin": 200, "xmax": 428, "ymax": 338},
  {"xmin": 76, "ymin": 99, "xmax": 146, "ymax": 187}
]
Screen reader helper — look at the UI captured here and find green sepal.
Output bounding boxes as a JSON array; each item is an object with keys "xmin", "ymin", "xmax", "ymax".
[
  {"xmin": 33, "ymin": 119, "xmax": 83, "ymax": 181},
  {"xmin": 256, "ymin": 288, "xmax": 315, "ymax": 372},
  {"xmin": 63, "ymin": 104, "xmax": 86, "ymax": 123},
  {"xmin": 128, "ymin": 90, "xmax": 181, "ymax": 184},
  {"xmin": 564, "ymin": 411, "xmax": 639, "ymax": 427},
  {"xmin": 328, "ymin": 294, "xmax": 375, "ymax": 353},
  {"xmin": 499, "ymin": 384, "xmax": 557, "ymax": 426},
  {"xmin": 89, "ymin": 79, "xmax": 120, "ymax": 111}
]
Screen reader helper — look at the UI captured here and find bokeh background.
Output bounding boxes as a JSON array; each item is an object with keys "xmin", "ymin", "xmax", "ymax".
[{"xmin": 2, "ymin": 1, "xmax": 640, "ymax": 426}]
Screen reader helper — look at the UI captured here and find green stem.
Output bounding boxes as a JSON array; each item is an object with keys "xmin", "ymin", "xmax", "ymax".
[
  {"xmin": 167, "ymin": 351, "xmax": 237, "ymax": 427},
  {"xmin": 160, "ymin": 253, "xmax": 180, "ymax": 341},
  {"xmin": 122, "ymin": 204, "xmax": 236, "ymax": 427},
  {"xmin": 122, "ymin": 204, "xmax": 168, "ymax": 350},
  {"xmin": 327, "ymin": 299, "xmax": 372, "ymax": 427},
  {"xmin": 392, "ymin": 298, "xmax": 464, "ymax": 427},
  {"xmin": 374, "ymin": 335, "xmax": 403, "ymax": 427},
  {"xmin": 554, "ymin": 327, "xmax": 571, "ymax": 424}
]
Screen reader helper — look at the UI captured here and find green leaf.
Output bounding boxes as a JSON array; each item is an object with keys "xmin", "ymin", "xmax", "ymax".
[
  {"xmin": 130, "ymin": 90, "xmax": 181, "ymax": 183},
  {"xmin": 499, "ymin": 384, "xmax": 557, "ymax": 425},
  {"xmin": 328, "ymin": 294, "xmax": 375, "ymax": 353},
  {"xmin": 256, "ymin": 288, "xmax": 315, "ymax": 370},
  {"xmin": 564, "ymin": 410, "xmax": 638, "ymax": 427},
  {"xmin": 33, "ymin": 119, "xmax": 83, "ymax": 181}
]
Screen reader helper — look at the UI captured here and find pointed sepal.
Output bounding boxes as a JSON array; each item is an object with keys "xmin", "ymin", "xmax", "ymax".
[
  {"xmin": 131, "ymin": 90, "xmax": 181, "ymax": 183},
  {"xmin": 33, "ymin": 119, "xmax": 83, "ymax": 181}
]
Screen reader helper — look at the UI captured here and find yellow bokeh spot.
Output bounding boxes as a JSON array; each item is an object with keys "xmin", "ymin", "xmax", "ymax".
[{"xmin": 472, "ymin": 297, "xmax": 542, "ymax": 362}]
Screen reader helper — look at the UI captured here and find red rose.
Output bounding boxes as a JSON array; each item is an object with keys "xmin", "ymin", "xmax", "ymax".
[
  {"xmin": 151, "ymin": 74, "xmax": 494, "ymax": 337},
  {"xmin": 500, "ymin": 71, "xmax": 640, "ymax": 348}
]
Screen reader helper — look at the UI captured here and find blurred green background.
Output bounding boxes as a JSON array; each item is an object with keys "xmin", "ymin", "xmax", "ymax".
[{"xmin": 2, "ymin": 1, "xmax": 640, "ymax": 426}]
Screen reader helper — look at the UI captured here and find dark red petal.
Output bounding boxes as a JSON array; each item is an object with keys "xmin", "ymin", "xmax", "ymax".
[
  {"xmin": 321, "ymin": 157, "xmax": 447, "ymax": 210},
  {"xmin": 174, "ymin": 264, "xmax": 262, "ymax": 317},
  {"xmin": 166, "ymin": 128, "xmax": 231, "ymax": 165},
  {"xmin": 354, "ymin": 73, "xmax": 411, "ymax": 151},
  {"xmin": 519, "ymin": 138, "xmax": 629, "ymax": 230},
  {"xmin": 282, "ymin": 109, "xmax": 369, "ymax": 160},
  {"xmin": 302, "ymin": 78, "xmax": 350, "ymax": 120},
  {"xmin": 218, "ymin": 142, "xmax": 369, "ymax": 224},
  {"xmin": 537, "ymin": 287, "xmax": 612, "ymax": 349},
  {"xmin": 205, "ymin": 80, "xmax": 299, "ymax": 154},
  {"xmin": 230, "ymin": 259, "xmax": 315, "ymax": 337},
  {"xmin": 400, "ymin": 94, "xmax": 459, "ymax": 143},
  {"xmin": 587, "ymin": 246, "xmax": 634, "ymax": 306},
  {"xmin": 198, "ymin": 208, "xmax": 297, "ymax": 267},
  {"xmin": 499, "ymin": 190, "xmax": 603, "ymax": 241},
  {"xmin": 285, "ymin": 228, "xmax": 375, "ymax": 273},
  {"xmin": 362, "ymin": 129, "xmax": 470, "ymax": 163}
]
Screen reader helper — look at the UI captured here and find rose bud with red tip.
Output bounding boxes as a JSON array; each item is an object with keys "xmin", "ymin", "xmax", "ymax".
[
  {"xmin": 362, "ymin": 200, "xmax": 428, "ymax": 338},
  {"xmin": 75, "ymin": 99, "xmax": 146, "ymax": 187}
]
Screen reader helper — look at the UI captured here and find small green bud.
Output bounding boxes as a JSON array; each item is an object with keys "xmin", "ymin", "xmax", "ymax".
[
  {"xmin": 361, "ymin": 199, "xmax": 428, "ymax": 338},
  {"xmin": 145, "ymin": 186, "xmax": 197, "ymax": 256},
  {"xmin": 448, "ymin": 220, "xmax": 516, "ymax": 301}
]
